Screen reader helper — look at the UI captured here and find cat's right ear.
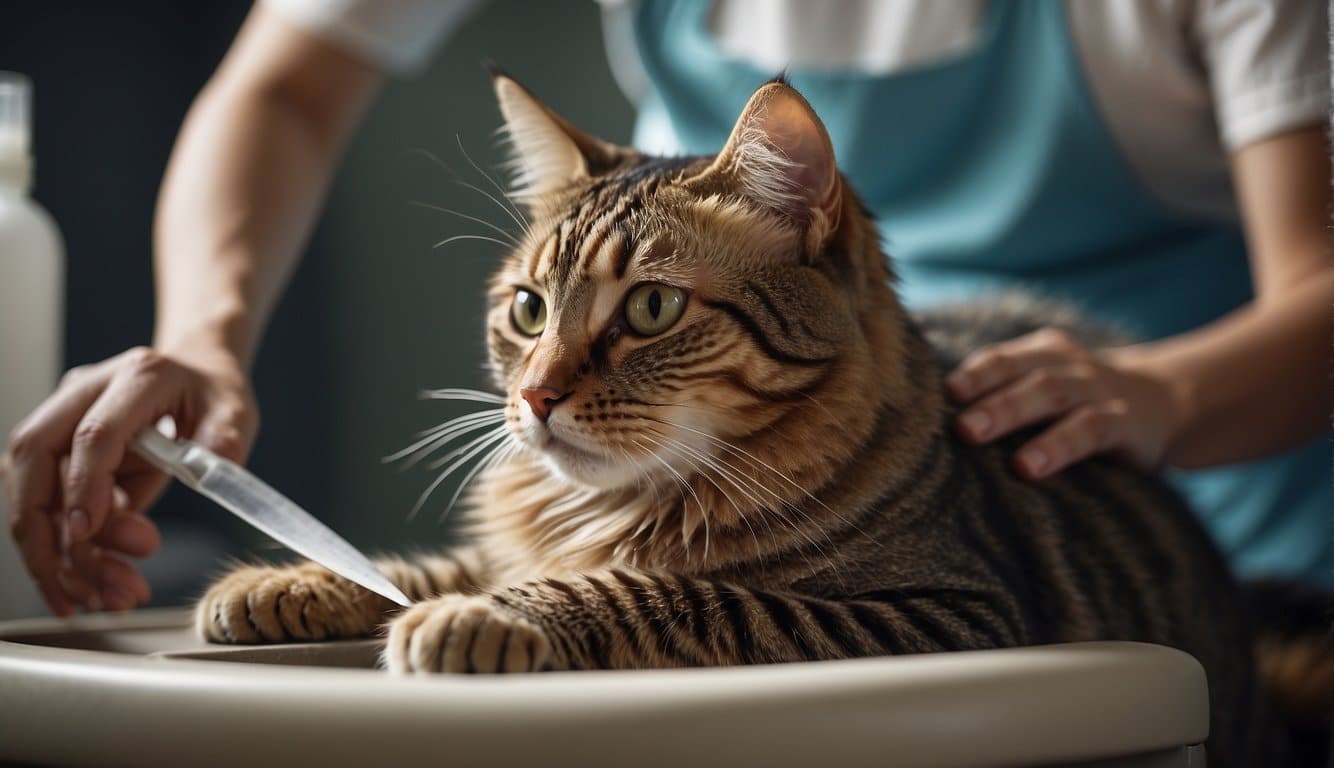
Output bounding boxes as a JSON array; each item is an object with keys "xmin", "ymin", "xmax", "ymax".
[
  {"xmin": 686, "ymin": 80, "xmax": 842, "ymax": 252},
  {"xmin": 490, "ymin": 68, "xmax": 624, "ymax": 200}
]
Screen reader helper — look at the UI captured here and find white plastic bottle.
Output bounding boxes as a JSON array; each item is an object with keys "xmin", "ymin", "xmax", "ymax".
[{"xmin": 0, "ymin": 72, "xmax": 64, "ymax": 618}]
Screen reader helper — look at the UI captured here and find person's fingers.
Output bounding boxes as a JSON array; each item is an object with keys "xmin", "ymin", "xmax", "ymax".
[
  {"xmin": 7, "ymin": 346, "xmax": 253, "ymax": 616},
  {"xmin": 63, "ymin": 348, "xmax": 184, "ymax": 550},
  {"xmin": 47, "ymin": 455, "xmax": 91, "ymax": 611},
  {"xmin": 56, "ymin": 565, "xmax": 96, "ymax": 609},
  {"xmin": 98, "ymin": 511, "xmax": 161, "ymax": 558},
  {"xmin": 947, "ymin": 328, "xmax": 1090, "ymax": 401},
  {"xmin": 10, "ymin": 468, "xmax": 74, "ymax": 618},
  {"xmin": 63, "ymin": 540, "xmax": 149, "ymax": 612},
  {"xmin": 4, "ymin": 366, "xmax": 110, "ymax": 616},
  {"xmin": 65, "ymin": 538, "xmax": 101, "ymax": 575},
  {"xmin": 12, "ymin": 507, "xmax": 76, "ymax": 617},
  {"xmin": 63, "ymin": 539, "xmax": 105, "ymax": 610},
  {"xmin": 96, "ymin": 555, "xmax": 150, "ymax": 611},
  {"xmin": 111, "ymin": 462, "xmax": 171, "ymax": 518},
  {"xmin": 955, "ymin": 365, "xmax": 1099, "ymax": 443},
  {"xmin": 8, "ymin": 363, "xmax": 111, "ymax": 451},
  {"xmin": 1014, "ymin": 400, "xmax": 1129, "ymax": 480},
  {"xmin": 188, "ymin": 399, "xmax": 255, "ymax": 464}
]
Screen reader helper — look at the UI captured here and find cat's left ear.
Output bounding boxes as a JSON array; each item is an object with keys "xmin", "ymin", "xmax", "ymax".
[
  {"xmin": 689, "ymin": 79, "xmax": 842, "ymax": 248},
  {"xmin": 491, "ymin": 69, "xmax": 626, "ymax": 200}
]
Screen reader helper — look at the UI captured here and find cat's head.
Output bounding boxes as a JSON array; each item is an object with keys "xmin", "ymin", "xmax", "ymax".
[{"xmin": 485, "ymin": 73, "xmax": 897, "ymax": 491}]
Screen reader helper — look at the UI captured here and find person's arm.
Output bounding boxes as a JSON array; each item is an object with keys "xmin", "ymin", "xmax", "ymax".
[
  {"xmin": 945, "ymin": 126, "xmax": 1332, "ymax": 479},
  {"xmin": 2, "ymin": 5, "xmax": 384, "ymax": 616},
  {"xmin": 1111, "ymin": 126, "xmax": 1332, "ymax": 468},
  {"xmin": 155, "ymin": 5, "xmax": 383, "ymax": 368}
]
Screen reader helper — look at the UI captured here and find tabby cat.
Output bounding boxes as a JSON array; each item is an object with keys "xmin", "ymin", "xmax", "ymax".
[{"xmin": 198, "ymin": 73, "xmax": 1332, "ymax": 765}]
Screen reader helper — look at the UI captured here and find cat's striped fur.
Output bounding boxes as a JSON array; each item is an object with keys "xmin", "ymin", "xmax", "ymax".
[{"xmin": 198, "ymin": 75, "xmax": 1330, "ymax": 765}]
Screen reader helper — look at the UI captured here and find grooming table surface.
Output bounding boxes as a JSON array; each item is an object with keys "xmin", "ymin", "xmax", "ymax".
[{"xmin": 0, "ymin": 609, "xmax": 1208, "ymax": 767}]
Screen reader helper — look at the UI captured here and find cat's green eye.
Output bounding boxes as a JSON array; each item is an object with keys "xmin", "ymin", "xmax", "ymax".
[
  {"xmin": 511, "ymin": 288, "xmax": 547, "ymax": 336},
  {"xmin": 624, "ymin": 284, "xmax": 686, "ymax": 336}
]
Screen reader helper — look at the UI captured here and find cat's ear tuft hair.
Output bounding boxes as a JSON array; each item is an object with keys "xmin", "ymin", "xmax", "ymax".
[
  {"xmin": 691, "ymin": 82, "xmax": 841, "ymax": 246},
  {"xmin": 491, "ymin": 71, "xmax": 623, "ymax": 200}
]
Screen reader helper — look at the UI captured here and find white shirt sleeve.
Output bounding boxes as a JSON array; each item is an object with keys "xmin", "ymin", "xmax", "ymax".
[
  {"xmin": 262, "ymin": 0, "xmax": 485, "ymax": 73},
  {"xmin": 1194, "ymin": 0, "xmax": 1329, "ymax": 150}
]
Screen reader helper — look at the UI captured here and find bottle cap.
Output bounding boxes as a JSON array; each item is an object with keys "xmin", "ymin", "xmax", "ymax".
[{"xmin": 0, "ymin": 72, "xmax": 34, "ymax": 192}]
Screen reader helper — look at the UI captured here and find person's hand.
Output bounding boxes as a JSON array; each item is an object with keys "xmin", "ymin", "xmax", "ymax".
[
  {"xmin": 2, "ymin": 345, "xmax": 258, "ymax": 616},
  {"xmin": 945, "ymin": 328, "xmax": 1183, "ymax": 480}
]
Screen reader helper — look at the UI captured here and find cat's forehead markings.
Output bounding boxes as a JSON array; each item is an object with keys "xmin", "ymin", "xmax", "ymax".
[
  {"xmin": 534, "ymin": 218, "xmax": 577, "ymax": 285},
  {"xmin": 574, "ymin": 194, "xmax": 637, "ymax": 277},
  {"xmin": 529, "ymin": 232, "xmax": 559, "ymax": 281},
  {"xmin": 575, "ymin": 213, "xmax": 617, "ymax": 276},
  {"xmin": 624, "ymin": 235, "xmax": 689, "ymax": 284},
  {"xmin": 587, "ymin": 228, "xmax": 628, "ymax": 281}
]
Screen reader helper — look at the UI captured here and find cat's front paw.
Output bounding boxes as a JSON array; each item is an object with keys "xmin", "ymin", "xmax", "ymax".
[
  {"xmin": 385, "ymin": 594, "xmax": 554, "ymax": 674},
  {"xmin": 196, "ymin": 563, "xmax": 394, "ymax": 644}
]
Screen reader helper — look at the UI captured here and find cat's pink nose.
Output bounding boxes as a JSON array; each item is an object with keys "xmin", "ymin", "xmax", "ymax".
[{"xmin": 520, "ymin": 386, "xmax": 567, "ymax": 423}]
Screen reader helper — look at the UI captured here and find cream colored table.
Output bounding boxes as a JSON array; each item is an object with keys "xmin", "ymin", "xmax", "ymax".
[{"xmin": 0, "ymin": 609, "xmax": 1208, "ymax": 767}]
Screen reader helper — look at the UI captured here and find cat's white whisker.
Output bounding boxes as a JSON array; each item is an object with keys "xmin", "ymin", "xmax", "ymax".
[
  {"xmin": 633, "ymin": 438, "xmax": 706, "ymax": 562},
  {"xmin": 411, "ymin": 409, "xmax": 505, "ymax": 444},
  {"xmin": 452, "ymin": 178, "xmax": 530, "ymax": 235},
  {"xmin": 419, "ymin": 388, "xmax": 507, "ymax": 404},
  {"xmin": 406, "ymin": 143, "xmax": 530, "ymax": 234},
  {"xmin": 425, "ymin": 424, "xmax": 512, "ymax": 471},
  {"xmin": 408, "ymin": 410, "xmax": 504, "ymax": 445},
  {"xmin": 441, "ymin": 437, "xmax": 520, "ymax": 522},
  {"xmin": 698, "ymin": 447, "xmax": 838, "ymax": 569},
  {"xmin": 386, "ymin": 409, "xmax": 505, "ymax": 465},
  {"xmin": 393, "ymin": 417, "xmax": 505, "ymax": 471},
  {"xmin": 644, "ymin": 413, "xmax": 873, "ymax": 566},
  {"xmin": 641, "ymin": 432, "xmax": 761, "ymax": 561},
  {"xmin": 647, "ymin": 414, "xmax": 824, "ymax": 509},
  {"xmin": 433, "ymin": 234, "xmax": 514, "ymax": 250},
  {"xmin": 410, "ymin": 200, "xmax": 521, "ymax": 247},
  {"xmin": 411, "ymin": 426, "xmax": 512, "ymax": 522},
  {"xmin": 653, "ymin": 434, "xmax": 768, "ymax": 511},
  {"xmin": 634, "ymin": 439, "xmax": 703, "ymax": 517},
  {"xmin": 618, "ymin": 445, "xmax": 653, "ymax": 509},
  {"xmin": 645, "ymin": 427, "xmax": 834, "ymax": 579},
  {"xmin": 455, "ymin": 134, "xmax": 530, "ymax": 231}
]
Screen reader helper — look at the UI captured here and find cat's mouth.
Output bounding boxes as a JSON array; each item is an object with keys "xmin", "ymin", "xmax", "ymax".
[
  {"xmin": 541, "ymin": 432, "xmax": 603, "ymax": 463},
  {"xmin": 534, "ymin": 428, "xmax": 647, "ymax": 490}
]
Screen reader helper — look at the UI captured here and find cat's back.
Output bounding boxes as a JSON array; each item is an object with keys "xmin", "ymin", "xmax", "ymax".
[
  {"xmin": 910, "ymin": 293, "xmax": 1255, "ymax": 759},
  {"xmin": 910, "ymin": 292, "xmax": 1133, "ymax": 368},
  {"xmin": 911, "ymin": 292, "xmax": 1244, "ymax": 643}
]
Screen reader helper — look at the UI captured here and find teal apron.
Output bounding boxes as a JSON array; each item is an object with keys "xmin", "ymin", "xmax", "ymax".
[{"xmin": 632, "ymin": 0, "xmax": 1333, "ymax": 588}]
